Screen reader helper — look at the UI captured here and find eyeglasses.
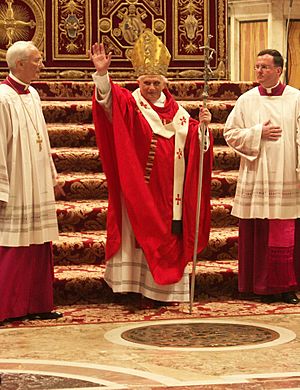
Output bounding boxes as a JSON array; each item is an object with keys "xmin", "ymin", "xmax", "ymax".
[{"xmin": 254, "ymin": 65, "xmax": 275, "ymax": 71}]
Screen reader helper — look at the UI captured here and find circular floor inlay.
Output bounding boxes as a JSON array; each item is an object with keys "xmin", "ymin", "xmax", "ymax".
[
  {"xmin": 105, "ymin": 319, "xmax": 296, "ymax": 351},
  {"xmin": 0, "ymin": 373, "xmax": 100, "ymax": 389},
  {"xmin": 121, "ymin": 322, "xmax": 279, "ymax": 348}
]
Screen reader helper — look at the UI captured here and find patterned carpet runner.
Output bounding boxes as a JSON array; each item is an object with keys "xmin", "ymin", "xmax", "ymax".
[{"xmin": 36, "ymin": 80, "xmax": 256, "ymax": 306}]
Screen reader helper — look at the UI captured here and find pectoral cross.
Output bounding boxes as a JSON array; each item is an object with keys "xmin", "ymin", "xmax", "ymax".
[{"xmin": 36, "ymin": 134, "xmax": 43, "ymax": 151}]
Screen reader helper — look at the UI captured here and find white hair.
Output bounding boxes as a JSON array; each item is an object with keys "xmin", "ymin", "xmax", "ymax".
[
  {"xmin": 137, "ymin": 75, "xmax": 168, "ymax": 84},
  {"xmin": 6, "ymin": 41, "xmax": 37, "ymax": 70}
]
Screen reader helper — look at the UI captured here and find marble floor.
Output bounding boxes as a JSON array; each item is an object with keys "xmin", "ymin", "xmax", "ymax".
[{"xmin": 1, "ymin": 303, "xmax": 300, "ymax": 389}]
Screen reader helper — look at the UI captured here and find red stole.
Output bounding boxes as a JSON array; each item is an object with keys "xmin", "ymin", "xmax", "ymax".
[{"xmin": 92, "ymin": 82, "xmax": 213, "ymax": 285}]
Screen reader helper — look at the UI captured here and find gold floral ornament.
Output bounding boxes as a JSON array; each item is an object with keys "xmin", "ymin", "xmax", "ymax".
[{"xmin": 130, "ymin": 29, "xmax": 171, "ymax": 77}]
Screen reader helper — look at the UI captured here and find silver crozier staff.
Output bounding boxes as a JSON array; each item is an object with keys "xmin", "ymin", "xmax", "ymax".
[{"xmin": 189, "ymin": 34, "xmax": 215, "ymax": 314}]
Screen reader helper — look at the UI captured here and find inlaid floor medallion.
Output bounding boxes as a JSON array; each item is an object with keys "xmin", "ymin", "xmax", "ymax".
[
  {"xmin": 0, "ymin": 373, "xmax": 100, "ymax": 389},
  {"xmin": 121, "ymin": 322, "xmax": 279, "ymax": 348},
  {"xmin": 105, "ymin": 319, "xmax": 296, "ymax": 351}
]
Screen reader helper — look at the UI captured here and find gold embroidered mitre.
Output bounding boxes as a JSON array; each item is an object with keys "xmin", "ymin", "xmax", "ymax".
[{"xmin": 130, "ymin": 29, "xmax": 171, "ymax": 77}]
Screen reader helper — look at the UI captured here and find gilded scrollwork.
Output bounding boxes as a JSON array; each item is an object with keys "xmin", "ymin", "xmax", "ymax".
[
  {"xmin": 98, "ymin": 0, "xmax": 166, "ymax": 62},
  {"xmin": 59, "ymin": 69, "xmax": 87, "ymax": 78},
  {"xmin": 0, "ymin": 0, "xmax": 44, "ymax": 59},
  {"xmin": 99, "ymin": 17, "xmax": 111, "ymax": 33},
  {"xmin": 145, "ymin": 0, "xmax": 163, "ymax": 15},
  {"xmin": 178, "ymin": 0, "xmax": 204, "ymax": 55},
  {"xmin": 103, "ymin": 0, "xmax": 162, "ymax": 16},
  {"xmin": 144, "ymin": 0, "xmax": 162, "ymax": 14},
  {"xmin": 0, "ymin": 0, "xmax": 35, "ymax": 48},
  {"xmin": 58, "ymin": 0, "xmax": 86, "ymax": 53},
  {"xmin": 54, "ymin": 0, "xmax": 91, "ymax": 59},
  {"xmin": 216, "ymin": 0, "xmax": 227, "ymax": 78},
  {"xmin": 153, "ymin": 18, "xmax": 166, "ymax": 33},
  {"xmin": 215, "ymin": 60, "xmax": 226, "ymax": 79},
  {"xmin": 179, "ymin": 69, "xmax": 203, "ymax": 79},
  {"xmin": 103, "ymin": 36, "xmax": 123, "ymax": 57},
  {"xmin": 0, "ymin": 0, "xmax": 228, "ymax": 80},
  {"xmin": 117, "ymin": 4, "xmax": 147, "ymax": 45},
  {"xmin": 103, "ymin": 0, "xmax": 122, "ymax": 15}
]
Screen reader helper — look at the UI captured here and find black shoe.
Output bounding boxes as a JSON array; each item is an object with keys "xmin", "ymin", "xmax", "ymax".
[
  {"xmin": 281, "ymin": 292, "xmax": 299, "ymax": 304},
  {"xmin": 27, "ymin": 311, "xmax": 63, "ymax": 320},
  {"xmin": 260, "ymin": 294, "xmax": 279, "ymax": 304},
  {"xmin": 6, "ymin": 315, "xmax": 28, "ymax": 322}
]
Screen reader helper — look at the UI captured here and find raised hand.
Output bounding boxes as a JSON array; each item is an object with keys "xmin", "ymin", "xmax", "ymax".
[{"xmin": 88, "ymin": 43, "xmax": 112, "ymax": 76}]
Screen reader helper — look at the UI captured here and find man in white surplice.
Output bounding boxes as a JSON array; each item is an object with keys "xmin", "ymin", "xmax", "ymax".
[
  {"xmin": 0, "ymin": 41, "xmax": 64, "ymax": 323},
  {"xmin": 224, "ymin": 49, "xmax": 300, "ymax": 304}
]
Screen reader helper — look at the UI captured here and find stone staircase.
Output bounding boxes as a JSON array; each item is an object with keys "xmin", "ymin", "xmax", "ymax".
[{"xmin": 35, "ymin": 80, "xmax": 255, "ymax": 306}]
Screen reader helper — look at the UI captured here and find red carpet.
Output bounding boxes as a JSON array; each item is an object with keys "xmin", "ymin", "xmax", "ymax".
[{"xmin": 2, "ymin": 296, "xmax": 300, "ymax": 329}]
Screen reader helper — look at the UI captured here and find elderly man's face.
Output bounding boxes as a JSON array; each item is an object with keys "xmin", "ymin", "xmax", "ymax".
[
  {"xmin": 17, "ymin": 47, "xmax": 44, "ymax": 84},
  {"xmin": 138, "ymin": 75, "xmax": 166, "ymax": 103}
]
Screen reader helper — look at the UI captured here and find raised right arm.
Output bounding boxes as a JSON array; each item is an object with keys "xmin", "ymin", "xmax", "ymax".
[
  {"xmin": 89, "ymin": 43, "xmax": 112, "ymax": 76},
  {"xmin": 89, "ymin": 43, "xmax": 113, "ymax": 117}
]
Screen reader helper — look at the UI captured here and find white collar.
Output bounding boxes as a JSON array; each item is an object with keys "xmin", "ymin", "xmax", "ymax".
[
  {"xmin": 265, "ymin": 81, "xmax": 280, "ymax": 94},
  {"xmin": 9, "ymin": 72, "xmax": 30, "ymax": 90}
]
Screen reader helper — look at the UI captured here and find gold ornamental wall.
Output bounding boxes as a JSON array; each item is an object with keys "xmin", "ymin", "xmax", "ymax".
[{"xmin": 0, "ymin": 0, "xmax": 228, "ymax": 80}]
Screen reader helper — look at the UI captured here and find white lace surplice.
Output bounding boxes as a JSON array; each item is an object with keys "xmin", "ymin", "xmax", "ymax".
[
  {"xmin": 224, "ymin": 86, "xmax": 300, "ymax": 219},
  {"xmin": 0, "ymin": 84, "xmax": 58, "ymax": 246}
]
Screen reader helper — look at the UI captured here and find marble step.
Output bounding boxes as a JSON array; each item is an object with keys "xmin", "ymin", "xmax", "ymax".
[
  {"xmin": 52, "ymin": 145, "xmax": 239, "ymax": 173},
  {"xmin": 53, "ymin": 227, "xmax": 238, "ymax": 266},
  {"xmin": 53, "ymin": 260, "xmax": 238, "ymax": 305},
  {"xmin": 56, "ymin": 170, "xmax": 239, "ymax": 201},
  {"xmin": 56, "ymin": 197, "xmax": 237, "ymax": 232},
  {"xmin": 42, "ymin": 100, "xmax": 236, "ymax": 123},
  {"xmin": 47, "ymin": 122, "xmax": 228, "ymax": 147}
]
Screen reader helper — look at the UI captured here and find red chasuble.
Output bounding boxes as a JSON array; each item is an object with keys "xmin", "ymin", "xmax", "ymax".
[{"xmin": 92, "ymin": 81, "xmax": 213, "ymax": 285}]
